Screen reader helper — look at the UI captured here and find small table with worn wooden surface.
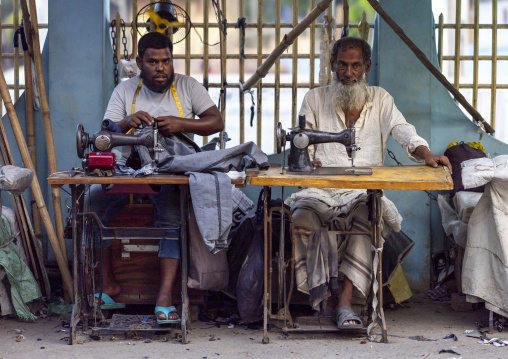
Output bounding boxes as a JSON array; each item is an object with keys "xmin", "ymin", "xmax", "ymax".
[
  {"xmin": 47, "ymin": 171, "xmax": 246, "ymax": 344},
  {"xmin": 245, "ymin": 165, "xmax": 453, "ymax": 344}
]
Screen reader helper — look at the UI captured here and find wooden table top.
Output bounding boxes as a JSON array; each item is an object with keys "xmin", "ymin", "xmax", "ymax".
[
  {"xmin": 47, "ymin": 171, "xmax": 247, "ymax": 186},
  {"xmin": 245, "ymin": 165, "xmax": 453, "ymax": 191},
  {"xmin": 48, "ymin": 165, "xmax": 452, "ymax": 191}
]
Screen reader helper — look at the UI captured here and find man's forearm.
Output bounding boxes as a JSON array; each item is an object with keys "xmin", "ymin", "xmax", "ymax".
[
  {"xmin": 414, "ymin": 145, "xmax": 432, "ymax": 160},
  {"xmin": 174, "ymin": 116, "xmax": 224, "ymax": 136},
  {"xmin": 159, "ymin": 105, "xmax": 224, "ymax": 136}
]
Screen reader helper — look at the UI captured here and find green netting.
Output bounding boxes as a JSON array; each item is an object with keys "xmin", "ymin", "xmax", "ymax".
[{"xmin": 0, "ymin": 213, "xmax": 41, "ymax": 321}]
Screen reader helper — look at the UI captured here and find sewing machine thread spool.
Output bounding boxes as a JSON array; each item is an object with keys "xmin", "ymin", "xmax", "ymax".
[{"xmin": 298, "ymin": 113, "xmax": 306, "ymax": 129}]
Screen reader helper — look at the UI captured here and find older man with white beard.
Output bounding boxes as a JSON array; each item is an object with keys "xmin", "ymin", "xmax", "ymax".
[{"xmin": 287, "ymin": 36, "xmax": 451, "ymax": 330}]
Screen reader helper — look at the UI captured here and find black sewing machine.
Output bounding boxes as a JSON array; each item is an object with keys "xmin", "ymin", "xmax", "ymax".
[
  {"xmin": 75, "ymin": 120, "xmax": 230, "ymax": 176},
  {"xmin": 76, "ymin": 120, "xmax": 164, "ymax": 175},
  {"xmin": 276, "ymin": 115, "xmax": 372, "ymax": 175}
]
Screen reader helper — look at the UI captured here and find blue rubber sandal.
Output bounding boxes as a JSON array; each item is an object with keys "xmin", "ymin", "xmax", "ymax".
[
  {"xmin": 94, "ymin": 293, "xmax": 125, "ymax": 310},
  {"xmin": 155, "ymin": 306, "xmax": 181, "ymax": 324}
]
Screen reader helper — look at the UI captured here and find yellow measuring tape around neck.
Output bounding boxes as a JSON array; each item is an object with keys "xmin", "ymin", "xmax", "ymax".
[
  {"xmin": 127, "ymin": 79, "xmax": 183, "ymax": 133},
  {"xmin": 170, "ymin": 83, "xmax": 184, "ymax": 118},
  {"xmin": 130, "ymin": 78, "xmax": 144, "ymax": 116}
]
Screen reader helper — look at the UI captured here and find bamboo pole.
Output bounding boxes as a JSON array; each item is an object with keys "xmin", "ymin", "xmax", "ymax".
[
  {"xmin": 291, "ymin": 0, "xmax": 298, "ymax": 128},
  {"xmin": 19, "ymin": 0, "xmax": 33, "ymax": 57},
  {"xmin": 116, "ymin": 12, "xmax": 122, "ymax": 63},
  {"xmin": 274, "ymin": 0, "xmax": 281, "ymax": 151},
  {"xmin": 438, "ymin": 13, "xmax": 443, "ymax": 70},
  {"xmin": 242, "ymin": 0, "xmax": 333, "ymax": 92},
  {"xmin": 185, "ymin": 0, "xmax": 191, "ymax": 76},
  {"xmin": 238, "ymin": 0, "xmax": 245, "ymax": 145},
  {"xmin": 21, "ymin": 17, "xmax": 44, "ymax": 266},
  {"xmin": 454, "ymin": 0, "xmax": 461, "ymax": 89},
  {"xmin": 132, "ymin": 0, "xmax": 138, "ymax": 58},
  {"xmin": 310, "ymin": 0, "xmax": 316, "ymax": 89},
  {"xmin": 0, "ymin": 65, "xmax": 73, "ymax": 298},
  {"xmin": 14, "ymin": 0, "xmax": 20, "ymax": 101},
  {"xmin": 23, "ymin": 41, "xmax": 48, "ymax": 299},
  {"xmin": 473, "ymin": 0, "xmax": 479, "ymax": 109},
  {"xmin": 343, "ymin": 0, "xmax": 349, "ymax": 37},
  {"xmin": 326, "ymin": 5, "xmax": 332, "ymax": 84},
  {"xmin": 256, "ymin": 0, "xmax": 263, "ymax": 146},
  {"xmin": 365, "ymin": 0, "xmax": 494, "ymax": 134},
  {"xmin": 217, "ymin": 0, "xmax": 227, "ymax": 149},
  {"xmin": 25, "ymin": 0, "xmax": 68, "ymax": 262},
  {"xmin": 491, "ymin": 0, "xmax": 498, "ymax": 129},
  {"xmin": 203, "ymin": 0, "xmax": 209, "ymax": 145},
  {"xmin": 22, "ymin": 0, "xmax": 47, "ymax": 279}
]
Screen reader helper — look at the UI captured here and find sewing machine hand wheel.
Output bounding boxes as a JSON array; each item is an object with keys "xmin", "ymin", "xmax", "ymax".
[
  {"xmin": 276, "ymin": 122, "xmax": 286, "ymax": 154},
  {"xmin": 76, "ymin": 124, "xmax": 90, "ymax": 159}
]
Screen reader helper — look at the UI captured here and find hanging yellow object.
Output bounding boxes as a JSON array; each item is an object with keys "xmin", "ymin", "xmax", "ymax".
[
  {"xmin": 147, "ymin": 9, "xmax": 186, "ymax": 34},
  {"xmin": 446, "ymin": 141, "xmax": 485, "ymax": 153},
  {"xmin": 386, "ymin": 263, "xmax": 413, "ymax": 304}
]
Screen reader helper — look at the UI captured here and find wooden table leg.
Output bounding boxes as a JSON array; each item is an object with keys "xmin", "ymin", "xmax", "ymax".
[
  {"xmin": 376, "ymin": 198, "xmax": 388, "ymax": 343},
  {"xmin": 262, "ymin": 186, "xmax": 270, "ymax": 344},
  {"xmin": 367, "ymin": 189, "xmax": 388, "ymax": 343},
  {"xmin": 69, "ymin": 184, "xmax": 83, "ymax": 345},
  {"xmin": 180, "ymin": 184, "xmax": 190, "ymax": 344}
]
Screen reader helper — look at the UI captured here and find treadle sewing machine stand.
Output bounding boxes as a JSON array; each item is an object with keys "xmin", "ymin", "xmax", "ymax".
[
  {"xmin": 47, "ymin": 172, "xmax": 246, "ymax": 345},
  {"xmin": 245, "ymin": 164, "xmax": 452, "ymax": 344}
]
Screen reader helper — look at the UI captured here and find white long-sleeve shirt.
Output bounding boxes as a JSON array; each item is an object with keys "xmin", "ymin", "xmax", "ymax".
[{"xmin": 287, "ymin": 85, "xmax": 430, "ymax": 231}]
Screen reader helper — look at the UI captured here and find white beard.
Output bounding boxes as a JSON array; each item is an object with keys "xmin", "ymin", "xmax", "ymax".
[{"xmin": 331, "ymin": 73, "xmax": 369, "ymax": 112}]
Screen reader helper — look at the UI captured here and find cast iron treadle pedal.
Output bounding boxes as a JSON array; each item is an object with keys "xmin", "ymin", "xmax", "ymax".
[
  {"xmin": 98, "ymin": 314, "xmax": 178, "ymax": 332},
  {"xmin": 282, "ymin": 316, "xmax": 367, "ymax": 333}
]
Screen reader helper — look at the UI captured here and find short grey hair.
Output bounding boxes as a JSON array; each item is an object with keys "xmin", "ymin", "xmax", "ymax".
[{"xmin": 330, "ymin": 36, "xmax": 372, "ymax": 66}]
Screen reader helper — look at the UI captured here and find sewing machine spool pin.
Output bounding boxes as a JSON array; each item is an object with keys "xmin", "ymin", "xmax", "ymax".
[{"xmin": 276, "ymin": 122, "xmax": 287, "ymax": 174}]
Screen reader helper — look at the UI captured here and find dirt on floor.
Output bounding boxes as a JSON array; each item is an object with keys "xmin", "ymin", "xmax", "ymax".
[{"xmin": 1, "ymin": 294, "xmax": 507, "ymax": 359}]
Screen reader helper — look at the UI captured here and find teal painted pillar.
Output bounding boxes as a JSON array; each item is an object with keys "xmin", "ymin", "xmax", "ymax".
[
  {"xmin": 371, "ymin": 0, "xmax": 439, "ymax": 291},
  {"xmin": 36, "ymin": 0, "xmax": 114, "ymax": 258},
  {"xmin": 48, "ymin": 0, "xmax": 114, "ymax": 172},
  {"xmin": 372, "ymin": 0, "xmax": 508, "ymax": 291}
]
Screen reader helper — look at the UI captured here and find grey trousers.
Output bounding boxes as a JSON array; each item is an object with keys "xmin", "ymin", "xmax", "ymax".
[{"xmin": 292, "ymin": 198, "xmax": 373, "ymax": 309}]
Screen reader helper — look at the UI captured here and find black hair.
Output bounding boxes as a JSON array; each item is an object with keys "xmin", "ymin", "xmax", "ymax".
[
  {"xmin": 330, "ymin": 36, "xmax": 371, "ymax": 66},
  {"xmin": 137, "ymin": 32, "xmax": 173, "ymax": 59}
]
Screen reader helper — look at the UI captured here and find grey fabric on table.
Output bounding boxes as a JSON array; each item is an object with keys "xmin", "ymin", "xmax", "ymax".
[
  {"xmin": 132, "ymin": 125, "xmax": 268, "ymax": 252},
  {"xmin": 135, "ymin": 128, "xmax": 269, "ymax": 174},
  {"xmin": 188, "ymin": 172, "xmax": 232, "ymax": 253}
]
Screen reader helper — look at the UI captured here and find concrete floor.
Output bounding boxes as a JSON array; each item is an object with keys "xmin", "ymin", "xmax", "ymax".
[{"xmin": 1, "ymin": 295, "xmax": 507, "ymax": 359}]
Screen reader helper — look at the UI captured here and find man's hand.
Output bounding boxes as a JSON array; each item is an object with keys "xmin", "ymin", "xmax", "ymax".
[
  {"xmin": 118, "ymin": 111, "xmax": 154, "ymax": 133},
  {"xmin": 311, "ymin": 160, "xmax": 322, "ymax": 167},
  {"xmin": 415, "ymin": 145, "xmax": 452, "ymax": 174},
  {"xmin": 154, "ymin": 116, "xmax": 183, "ymax": 135}
]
